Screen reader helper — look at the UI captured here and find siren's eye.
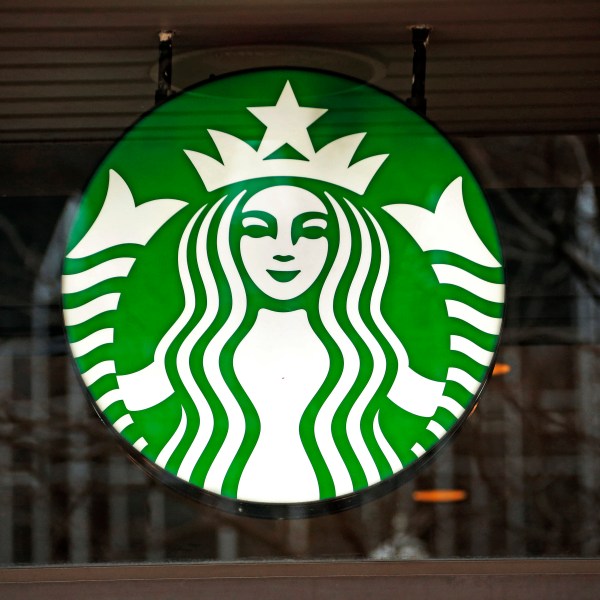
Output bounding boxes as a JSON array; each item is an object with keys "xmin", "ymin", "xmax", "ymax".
[
  {"xmin": 292, "ymin": 212, "xmax": 328, "ymax": 243},
  {"xmin": 241, "ymin": 211, "xmax": 277, "ymax": 238}
]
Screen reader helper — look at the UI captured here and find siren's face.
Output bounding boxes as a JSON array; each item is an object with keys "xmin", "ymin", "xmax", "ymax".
[{"xmin": 240, "ymin": 185, "xmax": 329, "ymax": 301}]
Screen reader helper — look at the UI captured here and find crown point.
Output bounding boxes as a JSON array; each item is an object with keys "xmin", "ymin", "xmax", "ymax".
[{"xmin": 247, "ymin": 81, "xmax": 327, "ymax": 160}]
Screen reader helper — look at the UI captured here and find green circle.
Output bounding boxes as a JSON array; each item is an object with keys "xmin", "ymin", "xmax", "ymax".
[{"xmin": 63, "ymin": 68, "xmax": 504, "ymax": 515}]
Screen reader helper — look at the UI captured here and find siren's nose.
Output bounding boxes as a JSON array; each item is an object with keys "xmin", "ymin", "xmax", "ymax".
[{"xmin": 273, "ymin": 254, "xmax": 295, "ymax": 263}]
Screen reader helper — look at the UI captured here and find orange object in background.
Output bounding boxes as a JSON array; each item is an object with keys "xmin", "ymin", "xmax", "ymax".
[
  {"xmin": 412, "ymin": 489, "xmax": 468, "ymax": 503},
  {"xmin": 492, "ymin": 363, "xmax": 511, "ymax": 376}
]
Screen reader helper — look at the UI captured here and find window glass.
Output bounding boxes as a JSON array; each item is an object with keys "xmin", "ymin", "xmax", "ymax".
[
  {"xmin": 0, "ymin": 0, "xmax": 598, "ymax": 561},
  {"xmin": 2, "ymin": 133, "xmax": 598, "ymax": 564}
]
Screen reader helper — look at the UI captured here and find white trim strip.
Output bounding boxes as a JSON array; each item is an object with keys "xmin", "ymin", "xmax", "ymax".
[
  {"xmin": 446, "ymin": 300, "xmax": 502, "ymax": 335},
  {"xmin": 63, "ymin": 293, "xmax": 120, "ymax": 326},
  {"xmin": 62, "ymin": 257, "xmax": 135, "ymax": 294},
  {"xmin": 438, "ymin": 396, "xmax": 465, "ymax": 418},
  {"xmin": 96, "ymin": 389, "xmax": 121, "ymax": 411},
  {"xmin": 411, "ymin": 443, "xmax": 426, "ymax": 458},
  {"xmin": 374, "ymin": 410, "xmax": 402, "ymax": 472},
  {"xmin": 133, "ymin": 437, "xmax": 148, "ymax": 452},
  {"xmin": 156, "ymin": 407, "xmax": 188, "ymax": 469},
  {"xmin": 114, "ymin": 414, "xmax": 134, "ymax": 433},
  {"xmin": 345, "ymin": 201, "xmax": 384, "ymax": 485},
  {"xmin": 156, "ymin": 207, "xmax": 205, "ymax": 362},
  {"xmin": 426, "ymin": 420, "xmax": 446, "ymax": 439},
  {"xmin": 81, "ymin": 360, "xmax": 115, "ymax": 386},
  {"xmin": 432, "ymin": 264, "xmax": 505, "ymax": 303},
  {"xmin": 70, "ymin": 328, "xmax": 114, "ymax": 358},
  {"xmin": 450, "ymin": 335, "xmax": 494, "ymax": 366},
  {"xmin": 311, "ymin": 194, "xmax": 356, "ymax": 496},
  {"xmin": 176, "ymin": 205, "xmax": 219, "ymax": 482},
  {"xmin": 202, "ymin": 194, "xmax": 248, "ymax": 494},
  {"xmin": 447, "ymin": 367, "xmax": 480, "ymax": 394}
]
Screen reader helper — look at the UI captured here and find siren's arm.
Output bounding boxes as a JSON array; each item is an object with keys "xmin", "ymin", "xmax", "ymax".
[
  {"xmin": 382, "ymin": 176, "xmax": 504, "ymax": 421},
  {"xmin": 64, "ymin": 169, "xmax": 189, "ymax": 415}
]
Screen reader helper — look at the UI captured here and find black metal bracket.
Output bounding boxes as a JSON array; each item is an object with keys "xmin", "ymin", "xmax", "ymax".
[
  {"xmin": 155, "ymin": 31, "xmax": 174, "ymax": 106},
  {"xmin": 406, "ymin": 26, "xmax": 431, "ymax": 117}
]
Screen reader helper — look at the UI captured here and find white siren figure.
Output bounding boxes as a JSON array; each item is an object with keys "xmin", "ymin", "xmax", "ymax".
[{"xmin": 115, "ymin": 81, "xmax": 449, "ymax": 503}]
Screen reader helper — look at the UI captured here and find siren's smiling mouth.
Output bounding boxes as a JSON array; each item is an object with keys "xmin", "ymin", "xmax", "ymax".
[{"xmin": 267, "ymin": 269, "xmax": 301, "ymax": 283}]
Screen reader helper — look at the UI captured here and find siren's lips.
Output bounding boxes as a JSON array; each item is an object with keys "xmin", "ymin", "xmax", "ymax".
[{"xmin": 267, "ymin": 269, "xmax": 301, "ymax": 283}]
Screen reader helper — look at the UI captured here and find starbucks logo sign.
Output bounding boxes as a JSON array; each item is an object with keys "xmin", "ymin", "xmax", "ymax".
[{"xmin": 63, "ymin": 69, "xmax": 504, "ymax": 515}]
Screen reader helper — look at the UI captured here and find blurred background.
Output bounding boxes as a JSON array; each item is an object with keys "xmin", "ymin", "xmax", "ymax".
[{"xmin": 0, "ymin": 0, "xmax": 599, "ymax": 564}]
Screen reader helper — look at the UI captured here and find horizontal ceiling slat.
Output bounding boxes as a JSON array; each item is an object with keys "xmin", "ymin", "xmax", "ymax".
[
  {"xmin": 0, "ymin": 130, "xmax": 125, "ymax": 143},
  {"xmin": 0, "ymin": 41, "xmax": 597, "ymax": 67},
  {"xmin": 0, "ymin": 56, "xmax": 600, "ymax": 86},
  {"xmin": 0, "ymin": 82, "xmax": 155, "ymax": 100},
  {"xmin": 3, "ymin": 119, "xmax": 597, "ymax": 143},
  {"xmin": 389, "ymin": 56, "xmax": 600, "ymax": 77},
  {"xmin": 0, "ymin": 39, "xmax": 597, "ymax": 69},
  {"xmin": 0, "ymin": 2, "xmax": 598, "ymax": 28},
  {"xmin": 0, "ymin": 99, "xmax": 153, "ymax": 116},
  {"xmin": 1, "ymin": 89, "xmax": 597, "ymax": 117},
  {"xmin": 1, "ymin": 106, "xmax": 596, "ymax": 131},
  {"xmin": 1, "ymin": 19, "xmax": 598, "ymax": 35},
  {"xmin": 0, "ymin": 20, "xmax": 598, "ymax": 49},
  {"xmin": 443, "ymin": 119, "xmax": 600, "ymax": 134},
  {"xmin": 1, "ymin": 58, "xmax": 596, "ymax": 86},
  {"xmin": 0, "ymin": 49, "xmax": 154, "ymax": 66},
  {"xmin": 370, "ymin": 39, "xmax": 600, "ymax": 60},
  {"xmin": 384, "ymin": 73, "xmax": 600, "ymax": 93},
  {"xmin": 0, "ymin": 31, "xmax": 156, "ymax": 49},
  {"xmin": 0, "ymin": 64, "xmax": 150, "ymax": 83},
  {"xmin": 0, "ymin": 75, "xmax": 596, "ymax": 103},
  {"xmin": 429, "ymin": 105, "xmax": 600, "ymax": 121},
  {"xmin": 0, "ymin": 115, "xmax": 137, "ymax": 131},
  {"xmin": 427, "ymin": 90, "xmax": 600, "ymax": 108},
  {"xmin": 1, "ymin": 0, "xmax": 596, "ymax": 6}
]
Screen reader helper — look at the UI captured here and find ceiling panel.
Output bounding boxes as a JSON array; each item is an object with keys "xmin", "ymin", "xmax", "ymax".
[{"xmin": 0, "ymin": 0, "xmax": 597, "ymax": 141}]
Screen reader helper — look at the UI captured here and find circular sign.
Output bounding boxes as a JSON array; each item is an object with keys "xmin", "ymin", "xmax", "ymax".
[{"xmin": 62, "ymin": 69, "xmax": 504, "ymax": 516}]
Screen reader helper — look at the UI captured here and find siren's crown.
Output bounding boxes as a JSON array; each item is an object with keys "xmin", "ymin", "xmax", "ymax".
[{"xmin": 185, "ymin": 81, "xmax": 388, "ymax": 195}]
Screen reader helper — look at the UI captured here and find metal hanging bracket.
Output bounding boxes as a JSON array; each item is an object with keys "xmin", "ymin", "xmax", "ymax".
[
  {"xmin": 155, "ymin": 30, "xmax": 174, "ymax": 106},
  {"xmin": 406, "ymin": 26, "xmax": 431, "ymax": 117}
]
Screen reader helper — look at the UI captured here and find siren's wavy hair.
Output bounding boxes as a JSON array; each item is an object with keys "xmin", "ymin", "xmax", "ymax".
[{"xmin": 157, "ymin": 180, "xmax": 409, "ymax": 500}]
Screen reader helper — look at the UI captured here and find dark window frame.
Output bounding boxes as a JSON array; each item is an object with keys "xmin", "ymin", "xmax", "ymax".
[{"xmin": 1, "ymin": 560, "xmax": 599, "ymax": 599}]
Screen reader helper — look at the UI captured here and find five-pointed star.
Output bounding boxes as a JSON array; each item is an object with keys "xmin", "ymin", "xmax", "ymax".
[{"xmin": 247, "ymin": 81, "xmax": 327, "ymax": 159}]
